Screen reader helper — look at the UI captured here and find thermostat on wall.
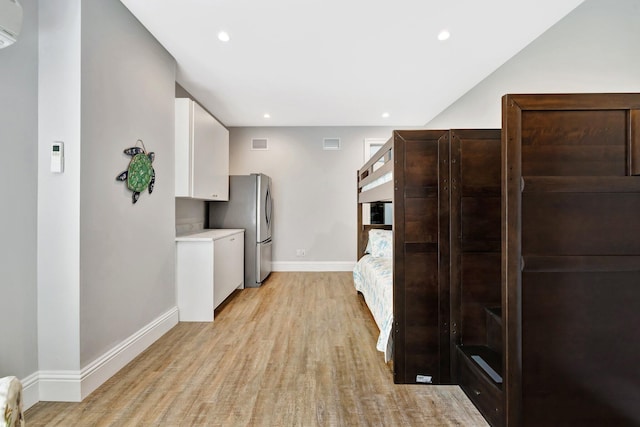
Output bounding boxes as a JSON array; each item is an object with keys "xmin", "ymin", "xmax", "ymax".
[{"xmin": 51, "ymin": 141, "xmax": 64, "ymax": 173}]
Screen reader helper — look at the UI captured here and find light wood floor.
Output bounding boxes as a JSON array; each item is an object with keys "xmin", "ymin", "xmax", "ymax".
[{"xmin": 25, "ymin": 272, "xmax": 488, "ymax": 426}]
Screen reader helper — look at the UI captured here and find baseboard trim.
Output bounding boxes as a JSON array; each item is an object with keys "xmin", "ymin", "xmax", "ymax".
[
  {"xmin": 37, "ymin": 370, "xmax": 81, "ymax": 403},
  {"xmin": 272, "ymin": 261, "xmax": 356, "ymax": 272},
  {"xmin": 21, "ymin": 372, "xmax": 39, "ymax": 410},
  {"xmin": 79, "ymin": 306, "xmax": 179, "ymax": 400},
  {"xmin": 36, "ymin": 306, "xmax": 179, "ymax": 403}
]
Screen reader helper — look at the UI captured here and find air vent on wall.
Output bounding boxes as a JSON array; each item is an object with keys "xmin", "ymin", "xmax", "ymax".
[
  {"xmin": 323, "ymin": 137, "xmax": 341, "ymax": 150},
  {"xmin": 251, "ymin": 138, "xmax": 268, "ymax": 150}
]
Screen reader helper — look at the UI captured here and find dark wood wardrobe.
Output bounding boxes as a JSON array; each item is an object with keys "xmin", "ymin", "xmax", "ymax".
[
  {"xmin": 501, "ymin": 93, "xmax": 640, "ymax": 426},
  {"xmin": 450, "ymin": 94, "xmax": 640, "ymax": 426}
]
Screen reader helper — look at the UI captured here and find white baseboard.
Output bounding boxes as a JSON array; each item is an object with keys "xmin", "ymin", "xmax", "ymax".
[
  {"xmin": 78, "ymin": 306, "xmax": 179, "ymax": 400},
  {"xmin": 272, "ymin": 261, "xmax": 355, "ymax": 272},
  {"xmin": 21, "ymin": 372, "xmax": 39, "ymax": 410},
  {"xmin": 38, "ymin": 370, "xmax": 82, "ymax": 402},
  {"xmin": 35, "ymin": 306, "xmax": 179, "ymax": 404}
]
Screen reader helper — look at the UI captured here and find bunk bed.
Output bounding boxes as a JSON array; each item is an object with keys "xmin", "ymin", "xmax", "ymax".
[
  {"xmin": 354, "ymin": 137, "xmax": 394, "ymax": 361},
  {"xmin": 356, "ymin": 130, "xmax": 451, "ymax": 384},
  {"xmin": 356, "ymin": 129, "xmax": 503, "ymax": 386}
]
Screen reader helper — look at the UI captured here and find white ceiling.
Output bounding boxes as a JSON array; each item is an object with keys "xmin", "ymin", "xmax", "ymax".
[{"xmin": 119, "ymin": 0, "xmax": 584, "ymax": 127}]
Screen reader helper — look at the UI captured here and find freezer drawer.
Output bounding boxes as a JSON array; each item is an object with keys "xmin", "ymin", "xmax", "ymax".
[{"xmin": 257, "ymin": 239, "xmax": 272, "ymax": 284}]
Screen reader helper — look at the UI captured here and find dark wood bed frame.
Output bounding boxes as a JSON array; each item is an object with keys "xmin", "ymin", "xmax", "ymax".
[
  {"xmin": 357, "ymin": 129, "xmax": 502, "ymax": 386},
  {"xmin": 357, "ymin": 130, "xmax": 452, "ymax": 384},
  {"xmin": 392, "ymin": 129, "xmax": 452, "ymax": 385}
]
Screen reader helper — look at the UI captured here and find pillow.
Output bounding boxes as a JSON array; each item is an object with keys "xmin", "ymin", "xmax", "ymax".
[{"xmin": 367, "ymin": 229, "xmax": 393, "ymax": 258}]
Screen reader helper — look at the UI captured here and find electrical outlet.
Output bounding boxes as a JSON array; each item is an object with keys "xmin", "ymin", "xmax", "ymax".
[{"xmin": 296, "ymin": 249, "xmax": 306, "ymax": 257}]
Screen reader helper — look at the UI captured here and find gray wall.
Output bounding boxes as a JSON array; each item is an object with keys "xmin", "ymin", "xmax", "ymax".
[
  {"xmin": 79, "ymin": 1, "xmax": 176, "ymax": 366},
  {"xmin": 4, "ymin": 0, "xmax": 176, "ymax": 403},
  {"xmin": 0, "ymin": 0, "xmax": 39, "ymax": 379},
  {"xmin": 176, "ymin": 198, "xmax": 207, "ymax": 234},
  {"xmin": 38, "ymin": 0, "xmax": 176, "ymax": 391},
  {"xmin": 229, "ymin": 127, "xmax": 394, "ymax": 268},
  {"xmin": 426, "ymin": 0, "xmax": 640, "ymax": 129}
]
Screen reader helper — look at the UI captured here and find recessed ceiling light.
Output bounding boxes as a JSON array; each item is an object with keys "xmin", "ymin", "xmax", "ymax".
[
  {"xmin": 263, "ymin": 113, "xmax": 271, "ymax": 119},
  {"xmin": 218, "ymin": 31, "xmax": 230, "ymax": 42},
  {"xmin": 437, "ymin": 29, "xmax": 450, "ymax": 41},
  {"xmin": 382, "ymin": 112, "xmax": 390, "ymax": 118}
]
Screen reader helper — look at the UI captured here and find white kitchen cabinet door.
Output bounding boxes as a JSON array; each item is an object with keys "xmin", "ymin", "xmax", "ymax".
[
  {"xmin": 176, "ymin": 240, "xmax": 215, "ymax": 322},
  {"xmin": 213, "ymin": 231, "xmax": 245, "ymax": 308},
  {"xmin": 175, "ymin": 98, "xmax": 229, "ymax": 201}
]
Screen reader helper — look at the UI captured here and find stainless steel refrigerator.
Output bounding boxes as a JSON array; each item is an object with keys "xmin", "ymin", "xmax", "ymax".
[{"xmin": 208, "ymin": 174, "xmax": 273, "ymax": 287}]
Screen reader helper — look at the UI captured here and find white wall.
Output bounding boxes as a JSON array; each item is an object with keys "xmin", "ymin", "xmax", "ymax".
[
  {"xmin": 229, "ymin": 127, "xmax": 394, "ymax": 270},
  {"xmin": 0, "ymin": 0, "xmax": 39, "ymax": 381},
  {"xmin": 426, "ymin": 0, "xmax": 640, "ymax": 129},
  {"xmin": 38, "ymin": 0, "xmax": 83, "ymax": 380}
]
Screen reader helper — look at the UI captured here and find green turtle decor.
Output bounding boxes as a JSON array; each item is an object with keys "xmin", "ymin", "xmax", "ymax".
[{"xmin": 116, "ymin": 139, "xmax": 155, "ymax": 204}]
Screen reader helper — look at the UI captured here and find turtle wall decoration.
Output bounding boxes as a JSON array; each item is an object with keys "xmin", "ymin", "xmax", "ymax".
[{"xmin": 116, "ymin": 139, "xmax": 155, "ymax": 204}]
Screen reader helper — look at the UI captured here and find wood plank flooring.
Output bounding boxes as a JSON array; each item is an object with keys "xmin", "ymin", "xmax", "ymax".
[{"xmin": 25, "ymin": 272, "xmax": 488, "ymax": 426}]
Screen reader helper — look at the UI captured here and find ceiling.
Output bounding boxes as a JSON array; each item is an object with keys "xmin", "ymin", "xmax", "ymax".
[{"xmin": 119, "ymin": 0, "xmax": 584, "ymax": 127}]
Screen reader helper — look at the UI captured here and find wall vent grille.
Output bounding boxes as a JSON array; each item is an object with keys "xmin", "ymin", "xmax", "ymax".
[
  {"xmin": 251, "ymin": 138, "xmax": 268, "ymax": 150},
  {"xmin": 323, "ymin": 137, "xmax": 341, "ymax": 150}
]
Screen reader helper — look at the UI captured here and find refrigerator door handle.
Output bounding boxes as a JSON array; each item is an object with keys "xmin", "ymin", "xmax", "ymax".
[{"xmin": 265, "ymin": 186, "xmax": 272, "ymax": 230}]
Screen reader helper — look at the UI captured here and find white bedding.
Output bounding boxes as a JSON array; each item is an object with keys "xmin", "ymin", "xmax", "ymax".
[
  {"xmin": 353, "ymin": 254, "xmax": 393, "ymax": 362},
  {"xmin": 0, "ymin": 376, "xmax": 23, "ymax": 427}
]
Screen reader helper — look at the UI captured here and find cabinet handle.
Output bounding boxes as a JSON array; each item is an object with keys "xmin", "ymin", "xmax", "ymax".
[
  {"xmin": 230, "ymin": 238, "xmax": 235, "ymax": 241},
  {"xmin": 211, "ymin": 194, "xmax": 218, "ymax": 198},
  {"xmin": 473, "ymin": 389, "xmax": 481, "ymax": 396}
]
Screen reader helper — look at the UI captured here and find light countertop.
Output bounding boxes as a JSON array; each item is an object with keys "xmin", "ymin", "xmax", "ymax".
[{"xmin": 175, "ymin": 229, "xmax": 244, "ymax": 242}]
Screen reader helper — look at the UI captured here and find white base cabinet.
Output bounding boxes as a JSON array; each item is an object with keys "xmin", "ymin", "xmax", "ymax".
[{"xmin": 176, "ymin": 229, "xmax": 244, "ymax": 321}]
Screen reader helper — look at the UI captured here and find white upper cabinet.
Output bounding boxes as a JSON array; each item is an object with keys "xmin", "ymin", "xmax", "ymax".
[{"xmin": 175, "ymin": 98, "xmax": 229, "ymax": 201}]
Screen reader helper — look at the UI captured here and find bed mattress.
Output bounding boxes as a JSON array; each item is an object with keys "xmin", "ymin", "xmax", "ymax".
[{"xmin": 353, "ymin": 254, "xmax": 393, "ymax": 362}]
